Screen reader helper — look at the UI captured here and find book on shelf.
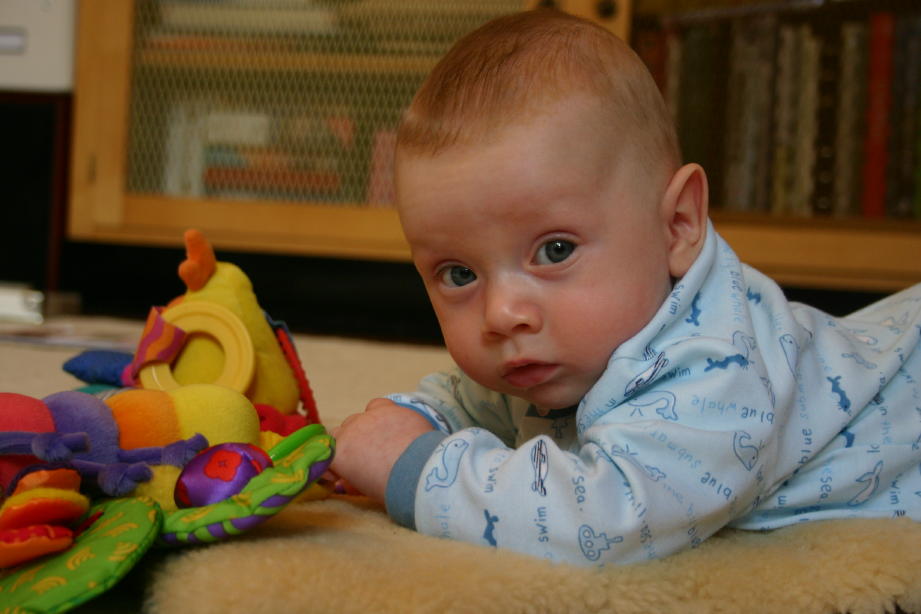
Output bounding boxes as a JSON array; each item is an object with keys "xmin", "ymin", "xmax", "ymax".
[
  {"xmin": 632, "ymin": 16, "xmax": 669, "ymax": 95},
  {"xmin": 157, "ymin": 1, "xmax": 339, "ymax": 35},
  {"xmin": 859, "ymin": 10, "xmax": 894, "ymax": 219},
  {"xmin": 161, "ymin": 101, "xmax": 355, "ymax": 202},
  {"xmin": 142, "ymin": 31, "xmax": 306, "ymax": 53},
  {"xmin": 773, "ymin": 18, "xmax": 824, "ymax": 217},
  {"xmin": 812, "ymin": 15, "xmax": 844, "ymax": 217},
  {"xmin": 206, "ymin": 111, "xmax": 271, "ymax": 146},
  {"xmin": 721, "ymin": 14, "xmax": 777, "ymax": 213},
  {"xmin": 635, "ymin": 1, "xmax": 921, "ymax": 221},
  {"xmin": 886, "ymin": 13, "xmax": 921, "ymax": 219},
  {"xmin": 793, "ymin": 22, "xmax": 820, "ymax": 217},
  {"xmin": 674, "ymin": 19, "xmax": 730, "ymax": 207},
  {"xmin": 162, "ymin": 99, "xmax": 208, "ymax": 198},
  {"xmin": 162, "ymin": 104, "xmax": 274, "ymax": 198},
  {"xmin": 908, "ymin": 13, "xmax": 921, "ymax": 220},
  {"xmin": 832, "ymin": 19, "xmax": 869, "ymax": 218},
  {"xmin": 769, "ymin": 20, "xmax": 798, "ymax": 217},
  {"xmin": 203, "ymin": 166, "xmax": 340, "ymax": 195},
  {"xmin": 367, "ymin": 129, "xmax": 396, "ymax": 207}
]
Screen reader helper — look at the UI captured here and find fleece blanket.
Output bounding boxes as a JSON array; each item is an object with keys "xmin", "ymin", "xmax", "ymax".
[
  {"xmin": 2, "ymin": 317, "xmax": 919, "ymax": 613},
  {"xmin": 140, "ymin": 496, "xmax": 921, "ymax": 614}
]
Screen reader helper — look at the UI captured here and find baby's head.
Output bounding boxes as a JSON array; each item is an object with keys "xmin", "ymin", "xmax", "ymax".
[
  {"xmin": 396, "ymin": 10, "xmax": 708, "ymax": 410},
  {"xmin": 397, "ymin": 9, "xmax": 681, "ymax": 193}
]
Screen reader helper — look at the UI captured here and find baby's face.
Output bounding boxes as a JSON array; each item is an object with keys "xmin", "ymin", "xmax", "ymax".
[{"xmin": 397, "ymin": 101, "xmax": 674, "ymax": 410}]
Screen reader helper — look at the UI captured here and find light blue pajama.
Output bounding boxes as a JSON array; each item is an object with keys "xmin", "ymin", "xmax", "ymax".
[{"xmin": 385, "ymin": 222, "xmax": 921, "ymax": 566}]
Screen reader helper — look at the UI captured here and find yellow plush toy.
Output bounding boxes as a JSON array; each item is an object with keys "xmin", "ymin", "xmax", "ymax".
[
  {"xmin": 104, "ymin": 384, "xmax": 262, "ymax": 510},
  {"xmin": 125, "ymin": 229, "xmax": 315, "ymax": 423},
  {"xmin": 170, "ymin": 230, "xmax": 300, "ymax": 414}
]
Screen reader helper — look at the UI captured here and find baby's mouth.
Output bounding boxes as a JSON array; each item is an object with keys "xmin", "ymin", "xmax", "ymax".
[{"xmin": 501, "ymin": 361, "xmax": 559, "ymax": 389}]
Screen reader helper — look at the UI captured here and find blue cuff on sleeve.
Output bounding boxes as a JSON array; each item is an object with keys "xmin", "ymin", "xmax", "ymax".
[
  {"xmin": 389, "ymin": 400, "xmax": 448, "ymax": 431},
  {"xmin": 385, "ymin": 430, "xmax": 447, "ymax": 530}
]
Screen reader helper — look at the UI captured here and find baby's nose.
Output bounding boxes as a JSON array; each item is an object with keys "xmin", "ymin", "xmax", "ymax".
[{"xmin": 482, "ymin": 279, "xmax": 542, "ymax": 337}]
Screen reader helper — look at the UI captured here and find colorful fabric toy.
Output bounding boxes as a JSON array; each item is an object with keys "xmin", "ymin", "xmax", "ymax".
[
  {"xmin": 0, "ymin": 427, "xmax": 333, "ymax": 612},
  {"xmin": 123, "ymin": 229, "xmax": 319, "ymax": 422},
  {"xmin": 160, "ymin": 424, "xmax": 333, "ymax": 545},
  {"xmin": 0, "ymin": 468, "xmax": 89, "ymax": 568},
  {"xmin": 0, "ymin": 391, "xmax": 334, "ymax": 600},
  {"xmin": 0, "ymin": 385, "xmax": 263, "ymax": 506},
  {"xmin": 63, "ymin": 229, "xmax": 320, "ymax": 428},
  {"xmin": 174, "ymin": 442, "xmax": 273, "ymax": 508},
  {"xmin": 0, "ymin": 390, "xmax": 204, "ymax": 499},
  {"xmin": 0, "ymin": 228, "xmax": 334, "ymax": 612},
  {"xmin": 0, "ymin": 496, "xmax": 163, "ymax": 612}
]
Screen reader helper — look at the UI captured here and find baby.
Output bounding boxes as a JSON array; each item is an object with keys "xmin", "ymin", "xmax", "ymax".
[{"xmin": 330, "ymin": 9, "xmax": 921, "ymax": 566}]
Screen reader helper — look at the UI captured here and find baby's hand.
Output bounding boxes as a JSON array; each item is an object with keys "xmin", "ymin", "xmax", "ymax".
[{"xmin": 330, "ymin": 398, "xmax": 434, "ymax": 503}]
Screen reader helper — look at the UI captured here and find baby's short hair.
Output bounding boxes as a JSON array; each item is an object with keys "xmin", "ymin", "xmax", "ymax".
[{"xmin": 397, "ymin": 9, "xmax": 680, "ymax": 176}]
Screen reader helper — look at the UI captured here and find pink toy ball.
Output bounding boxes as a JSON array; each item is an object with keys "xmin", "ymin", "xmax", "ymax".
[{"xmin": 174, "ymin": 442, "xmax": 273, "ymax": 509}]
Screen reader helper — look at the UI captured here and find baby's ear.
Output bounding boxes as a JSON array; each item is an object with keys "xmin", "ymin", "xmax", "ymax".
[{"xmin": 661, "ymin": 163, "xmax": 708, "ymax": 278}]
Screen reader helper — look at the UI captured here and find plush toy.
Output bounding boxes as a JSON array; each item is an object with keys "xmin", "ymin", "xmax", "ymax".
[
  {"xmin": 120, "ymin": 229, "xmax": 319, "ymax": 423},
  {"xmin": 1, "ymin": 391, "xmax": 189, "ymax": 499},
  {"xmin": 64, "ymin": 229, "xmax": 320, "ymax": 431},
  {"xmin": 0, "ymin": 228, "xmax": 333, "ymax": 587},
  {"xmin": 0, "ymin": 467, "xmax": 89, "ymax": 568},
  {"xmin": 160, "ymin": 423, "xmax": 333, "ymax": 546},
  {"xmin": 174, "ymin": 442, "xmax": 273, "ymax": 508},
  {"xmin": 0, "ymin": 427, "xmax": 333, "ymax": 612},
  {"xmin": 0, "ymin": 386, "xmax": 261, "ymax": 506},
  {"xmin": 0, "ymin": 496, "xmax": 162, "ymax": 610},
  {"xmin": 0, "ymin": 385, "xmax": 329, "ymax": 570},
  {"xmin": 0, "ymin": 385, "xmax": 202, "ymax": 568}
]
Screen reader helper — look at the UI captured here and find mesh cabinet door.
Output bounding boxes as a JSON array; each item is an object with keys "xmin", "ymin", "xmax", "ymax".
[{"xmin": 126, "ymin": 0, "xmax": 521, "ymax": 208}]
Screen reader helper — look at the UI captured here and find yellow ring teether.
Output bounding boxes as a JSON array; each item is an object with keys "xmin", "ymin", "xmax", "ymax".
[{"xmin": 137, "ymin": 301, "xmax": 255, "ymax": 394}]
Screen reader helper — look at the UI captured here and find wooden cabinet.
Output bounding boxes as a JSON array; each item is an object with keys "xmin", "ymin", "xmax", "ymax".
[
  {"xmin": 68, "ymin": 0, "xmax": 629, "ymax": 262},
  {"xmin": 68, "ymin": 0, "xmax": 920, "ymax": 291}
]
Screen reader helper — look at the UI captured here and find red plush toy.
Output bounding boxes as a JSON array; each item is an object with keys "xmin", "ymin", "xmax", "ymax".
[{"xmin": 0, "ymin": 390, "xmax": 212, "ymax": 568}]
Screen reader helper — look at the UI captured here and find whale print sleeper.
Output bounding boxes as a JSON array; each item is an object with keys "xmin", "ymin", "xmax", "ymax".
[{"xmin": 384, "ymin": 222, "xmax": 921, "ymax": 566}]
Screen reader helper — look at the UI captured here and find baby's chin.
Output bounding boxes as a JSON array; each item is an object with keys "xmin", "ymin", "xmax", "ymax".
[
  {"xmin": 507, "ymin": 386, "xmax": 587, "ymax": 414},
  {"xmin": 459, "ymin": 365, "xmax": 590, "ymax": 412}
]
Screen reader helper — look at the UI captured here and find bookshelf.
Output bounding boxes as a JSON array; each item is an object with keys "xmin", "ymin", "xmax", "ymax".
[
  {"xmin": 67, "ymin": 0, "xmax": 919, "ymax": 292},
  {"xmin": 633, "ymin": 0, "xmax": 921, "ymax": 291}
]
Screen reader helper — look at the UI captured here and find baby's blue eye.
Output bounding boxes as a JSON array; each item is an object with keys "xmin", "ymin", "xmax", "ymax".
[
  {"xmin": 441, "ymin": 265, "xmax": 477, "ymax": 287},
  {"xmin": 535, "ymin": 239, "xmax": 575, "ymax": 265}
]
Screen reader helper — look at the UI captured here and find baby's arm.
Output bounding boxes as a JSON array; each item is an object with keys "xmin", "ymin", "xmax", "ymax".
[
  {"xmin": 387, "ymin": 416, "xmax": 761, "ymax": 566},
  {"xmin": 329, "ymin": 398, "xmax": 434, "ymax": 502},
  {"xmin": 385, "ymin": 358, "xmax": 779, "ymax": 565},
  {"xmin": 329, "ymin": 369, "xmax": 519, "ymax": 501}
]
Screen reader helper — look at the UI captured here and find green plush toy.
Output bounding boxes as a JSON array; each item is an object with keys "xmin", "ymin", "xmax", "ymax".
[
  {"xmin": 0, "ymin": 425, "xmax": 334, "ymax": 613},
  {"xmin": 0, "ymin": 496, "xmax": 160, "ymax": 613}
]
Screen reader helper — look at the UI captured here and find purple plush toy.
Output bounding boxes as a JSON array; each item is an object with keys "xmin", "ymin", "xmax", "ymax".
[
  {"xmin": 0, "ymin": 391, "xmax": 207, "ymax": 497},
  {"xmin": 174, "ymin": 442, "xmax": 273, "ymax": 508}
]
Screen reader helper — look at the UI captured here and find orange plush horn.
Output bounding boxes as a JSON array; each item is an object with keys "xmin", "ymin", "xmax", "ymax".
[{"xmin": 178, "ymin": 229, "xmax": 216, "ymax": 292}]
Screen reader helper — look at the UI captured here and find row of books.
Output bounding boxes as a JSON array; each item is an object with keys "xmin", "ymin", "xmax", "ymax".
[
  {"xmin": 145, "ymin": 0, "xmax": 517, "ymax": 56},
  {"xmin": 160, "ymin": 101, "xmax": 365, "ymax": 202},
  {"xmin": 633, "ymin": 1, "xmax": 921, "ymax": 219}
]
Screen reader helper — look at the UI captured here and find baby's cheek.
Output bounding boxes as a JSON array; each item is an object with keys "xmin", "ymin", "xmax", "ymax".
[
  {"xmin": 564, "ymin": 311, "xmax": 626, "ymax": 355},
  {"xmin": 575, "ymin": 288, "xmax": 657, "ymax": 347},
  {"xmin": 443, "ymin": 334, "xmax": 485, "ymax": 376}
]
